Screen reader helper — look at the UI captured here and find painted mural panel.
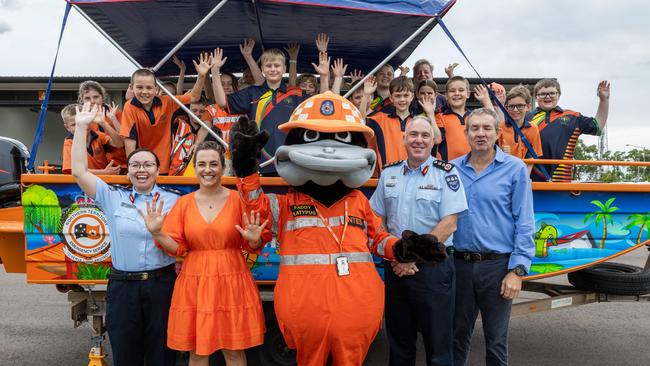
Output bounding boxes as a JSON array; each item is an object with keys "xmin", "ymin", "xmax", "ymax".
[{"xmin": 23, "ymin": 182, "xmax": 649, "ymax": 283}]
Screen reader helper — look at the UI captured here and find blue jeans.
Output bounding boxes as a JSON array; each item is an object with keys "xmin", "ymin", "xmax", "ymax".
[{"xmin": 453, "ymin": 256, "xmax": 512, "ymax": 366}]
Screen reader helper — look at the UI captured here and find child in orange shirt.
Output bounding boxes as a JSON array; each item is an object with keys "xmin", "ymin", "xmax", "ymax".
[
  {"xmin": 499, "ymin": 85, "xmax": 543, "ymax": 175},
  {"xmin": 61, "ymin": 104, "xmax": 121, "ymax": 175},
  {"xmin": 120, "ymin": 54, "xmax": 210, "ymax": 174}
]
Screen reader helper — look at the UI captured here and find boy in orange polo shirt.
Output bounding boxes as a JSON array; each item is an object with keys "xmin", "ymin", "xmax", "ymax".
[
  {"xmin": 61, "ymin": 104, "xmax": 121, "ymax": 175},
  {"xmin": 435, "ymin": 76, "xmax": 493, "ymax": 161},
  {"xmin": 366, "ymin": 76, "xmax": 439, "ymax": 173},
  {"xmin": 499, "ymin": 85, "xmax": 542, "ymax": 175},
  {"xmin": 120, "ymin": 55, "xmax": 210, "ymax": 174}
]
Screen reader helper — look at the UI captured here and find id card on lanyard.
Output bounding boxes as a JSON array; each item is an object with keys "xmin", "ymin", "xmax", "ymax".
[{"xmin": 312, "ymin": 200, "xmax": 350, "ymax": 276}]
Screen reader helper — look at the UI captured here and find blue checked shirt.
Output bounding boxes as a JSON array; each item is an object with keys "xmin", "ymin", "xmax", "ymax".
[
  {"xmin": 93, "ymin": 177, "xmax": 179, "ymax": 271},
  {"xmin": 370, "ymin": 156, "xmax": 468, "ymax": 246},
  {"xmin": 452, "ymin": 147, "xmax": 535, "ymax": 271}
]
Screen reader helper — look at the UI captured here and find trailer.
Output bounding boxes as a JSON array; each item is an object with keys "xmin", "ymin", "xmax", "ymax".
[{"xmin": 2, "ymin": 0, "xmax": 650, "ymax": 365}]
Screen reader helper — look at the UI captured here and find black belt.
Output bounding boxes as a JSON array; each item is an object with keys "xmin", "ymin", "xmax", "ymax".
[
  {"xmin": 453, "ymin": 251, "xmax": 510, "ymax": 262},
  {"xmin": 108, "ymin": 264, "xmax": 175, "ymax": 281}
]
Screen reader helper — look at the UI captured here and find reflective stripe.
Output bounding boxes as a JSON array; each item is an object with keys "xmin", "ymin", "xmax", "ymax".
[
  {"xmin": 268, "ymin": 193, "xmax": 280, "ymax": 237},
  {"xmin": 248, "ymin": 187, "xmax": 262, "ymax": 201},
  {"xmin": 280, "ymin": 252, "xmax": 373, "ymax": 266},
  {"xmin": 285, "ymin": 217, "xmax": 323, "ymax": 231},
  {"xmin": 284, "ymin": 215, "xmax": 368, "ymax": 232},
  {"xmin": 376, "ymin": 237, "xmax": 390, "ymax": 256}
]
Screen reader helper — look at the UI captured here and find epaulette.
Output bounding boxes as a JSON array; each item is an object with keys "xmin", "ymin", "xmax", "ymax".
[
  {"xmin": 159, "ymin": 186, "xmax": 182, "ymax": 196},
  {"xmin": 432, "ymin": 159, "xmax": 454, "ymax": 172},
  {"xmin": 108, "ymin": 184, "xmax": 131, "ymax": 191},
  {"xmin": 383, "ymin": 160, "xmax": 404, "ymax": 169}
]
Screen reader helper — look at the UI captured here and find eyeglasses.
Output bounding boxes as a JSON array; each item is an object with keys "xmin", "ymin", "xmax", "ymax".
[
  {"xmin": 536, "ymin": 92, "xmax": 558, "ymax": 99},
  {"xmin": 128, "ymin": 162, "xmax": 157, "ymax": 170},
  {"xmin": 506, "ymin": 104, "xmax": 528, "ymax": 111}
]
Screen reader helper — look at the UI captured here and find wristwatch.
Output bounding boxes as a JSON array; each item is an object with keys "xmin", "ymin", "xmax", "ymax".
[{"xmin": 510, "ymin": 265, "xmax": 527, "ymax": 277}]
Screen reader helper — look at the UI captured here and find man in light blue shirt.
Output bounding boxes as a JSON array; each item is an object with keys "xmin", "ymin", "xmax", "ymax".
[
  {"xmin": 451, "ymin": 108, "xmax": 535, "ymax": 366},
  {"xmin": 371, "ymin": 115, "xmax": 468, "ymax": 366},
  {"xmin": 71, "ymin": 102, "xmax": 179, "ymax": 366}
]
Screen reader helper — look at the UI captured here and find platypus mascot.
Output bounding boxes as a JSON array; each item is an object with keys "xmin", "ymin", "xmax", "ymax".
[{"xmin": 231, "ymin": 91, "xmax": 446, "ymax": 366}]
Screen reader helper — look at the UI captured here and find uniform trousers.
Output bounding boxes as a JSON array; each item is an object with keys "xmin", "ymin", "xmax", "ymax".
[
  {"xmin": 385, "ymin": 256, "xmax": 455, "ymax": 366},
  {"xmin": 453, "ymin": 256, "xmax": 511, "ymax": 366},
  {"xmin": 106, "ymin": 266, "xmax": 177, "ymax": 366}
]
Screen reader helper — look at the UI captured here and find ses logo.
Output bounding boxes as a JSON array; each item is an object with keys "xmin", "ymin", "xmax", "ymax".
[{"xmin": 62, "ymin": 207, "xmax": 111, "ymax": 263}]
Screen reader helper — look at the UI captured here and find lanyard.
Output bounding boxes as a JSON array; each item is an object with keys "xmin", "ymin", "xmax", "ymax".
[{"xmin": 311, "ymin": 200, "xmax": 348, "ymax": 253}]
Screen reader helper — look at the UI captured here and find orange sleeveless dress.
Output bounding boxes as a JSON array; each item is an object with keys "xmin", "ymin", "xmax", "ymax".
[{"xmin": 162, "ymin": 190, "xmax": 265, "ymax": 355}]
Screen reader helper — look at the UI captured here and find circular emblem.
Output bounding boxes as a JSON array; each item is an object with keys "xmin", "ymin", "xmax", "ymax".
[
  {"xmin": 320, "ymin": 100, "xmax": 335, "ymax": 116},
  {"xmin": 62, "ymin": 206, "xmax": 111, "ymax": 263}
]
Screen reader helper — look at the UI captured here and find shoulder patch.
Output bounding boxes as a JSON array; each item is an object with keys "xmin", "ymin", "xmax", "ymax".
[
  {"xmin": 159, "ymin": 186, "xmax": 182, "ymax": 196},
  {"xmin": 383, "ymin": 160, "xmax": 404, "ymax": 169},
  {"xmin": 432, "ymin": 159, "xmax": 454, "ymax": 172},
  {"xmin": 108, "ymin": 184, "xmax": 130, "ymax": 191}
]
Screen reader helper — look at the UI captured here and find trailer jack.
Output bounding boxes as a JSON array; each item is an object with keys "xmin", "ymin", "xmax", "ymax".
[{"xmin": 88, "ymin": 334, "xmax": 108, "ymax": 366}]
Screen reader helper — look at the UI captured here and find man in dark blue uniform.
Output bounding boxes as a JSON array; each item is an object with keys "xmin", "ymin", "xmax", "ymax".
[{"xmin": 370, "ymin": 115, "xmax": 468, "ymax": 366}]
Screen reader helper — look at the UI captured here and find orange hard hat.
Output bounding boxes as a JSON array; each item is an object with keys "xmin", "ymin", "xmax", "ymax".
[{"xmin": 279, "ymin": 91, "xmax": 374, "ymax": 141}]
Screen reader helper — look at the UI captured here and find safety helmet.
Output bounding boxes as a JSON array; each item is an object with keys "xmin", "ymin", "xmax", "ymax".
[{"xmin": 278, "ymin": 91, "xmax": 374, "ymax": 141}]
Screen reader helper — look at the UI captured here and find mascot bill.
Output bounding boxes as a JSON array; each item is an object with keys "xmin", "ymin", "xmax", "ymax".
[{"xmin": 231, "ymin": 91, "xmax": 446, "ymax": 365}]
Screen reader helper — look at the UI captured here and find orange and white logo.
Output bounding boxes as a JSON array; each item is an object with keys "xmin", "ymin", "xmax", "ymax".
[{"xmin": 62, "ymin": 207, "xmax": 111, "ymax": 263}]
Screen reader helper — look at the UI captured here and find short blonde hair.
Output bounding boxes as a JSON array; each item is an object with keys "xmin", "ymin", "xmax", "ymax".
[
  {"xmin": 60, "ymin": 104, "xmax": 77, "ymax": 121},
  {"xmin": 260, "ymin": 48, "xmax": 285, "ymax": 66}
]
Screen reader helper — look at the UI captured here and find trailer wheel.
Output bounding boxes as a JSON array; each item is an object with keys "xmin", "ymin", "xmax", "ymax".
[
  {"xmin": 255, "ymin": 302, "xmax": 297, "ymax": 366},
  {"xmin": 568, "ymin": 262, "xmax": 650, "ymax": 295}
]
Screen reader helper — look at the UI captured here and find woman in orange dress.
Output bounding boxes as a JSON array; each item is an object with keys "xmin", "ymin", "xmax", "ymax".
[{"xmin": 141, "ymin": 141, "xmax": 269, "ymax": 366}]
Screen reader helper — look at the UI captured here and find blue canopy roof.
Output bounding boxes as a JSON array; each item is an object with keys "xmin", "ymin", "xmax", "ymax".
[{"xmin": 68, "ymin": 0, "xmax": 455, "ymax": 75}]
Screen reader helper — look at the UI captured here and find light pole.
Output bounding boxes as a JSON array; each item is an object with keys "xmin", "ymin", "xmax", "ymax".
[{"xmin": 626, "ymin": 144, "xmax": 647, "ymax": 181}]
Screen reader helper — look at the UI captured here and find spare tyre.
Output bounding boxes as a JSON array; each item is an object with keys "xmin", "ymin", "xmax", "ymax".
[{"xmin": 568, "ymin": 262, "xmax": 650, "ymax": 296}]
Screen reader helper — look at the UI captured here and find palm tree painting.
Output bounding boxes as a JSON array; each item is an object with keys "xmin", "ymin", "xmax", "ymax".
[
  {"xmin": 584, "ymin": 198, "xmax": 619, "ymax": 249},
  {"xmin": 625, "ymin": 213, "xmax": 650, "ymax": 244}
]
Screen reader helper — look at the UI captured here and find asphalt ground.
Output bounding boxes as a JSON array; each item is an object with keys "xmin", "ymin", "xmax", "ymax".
[{"xmin": 1, "ymin": 249, "xmax": 649, "ymax": 366}]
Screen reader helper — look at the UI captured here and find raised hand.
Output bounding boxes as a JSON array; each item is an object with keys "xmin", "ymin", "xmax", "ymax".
[
  {"xmin": 235, "ymin": 210, "xmax": 269, "ymax": 246},
  {"xmin": 125, "ymin": 85, "xmax": 134, "ymax": 100},
  {"xmin": 239, "ymin": 38, "xmax": 256, "ymax": 58},
  {"xmin": 210, "ymin": 48, "xmax": 228, "ymax": 74},
  {"xmin": 229, "ymin": 117, "xmax": 270, "ymax": 177},
  {"xmin": 398, "ymin": 65, "xmax": 410, "ymax": 77},
  {"xmin": 315, "ymin": 33, "xmax": 329, "ymax": 53},
  {"xmin": 284, "ymin": 41, "xmax": 300, "ymax": 61},
  {"xmin": 363, "ymin": 75, "xmax": 377, "ymax": 95},
  {"xmin": 597, "ymin": 80, "xmax": 610, "ymax": 100},
  {"xmin": 193, "ymin": 52, "xmax": 213, "ymax": 77},
  {"xmin": 75, "ymin": 102, "xmax": 99, "ymax": 129},
  {"xmin": 171, "ymin": 54, "xmax": 186, "ymax": 72},
  {"xmin": 332, "ymin": 58, "xmax": 348, "ymax": 78},
  {"xmin": 138, "ymin": 195, "xmax": 166, "ymax": 235},
  {"xmin": 311, "ymin": 52, "xmax": 331, "ymax": 76},
  {"xmin": 418, "ymin": 94, "xmax": 437, "ymax": 116},
  {"xmin": 102, "ymin": 161, "xmax": 121, "ymax": 175},
  {"xmin": 473, "ymin": 84, "xmax": 491, "ymax": 105},
  {"xmin": 350, "ymin": 69, "xmax": 364, "ymax": 84},
  {"xmin": 445, "ymin": 62, "xmax": 459, "ymax": 78}
]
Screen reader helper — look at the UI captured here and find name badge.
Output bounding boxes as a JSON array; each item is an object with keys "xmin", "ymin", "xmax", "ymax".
[
  {"xmin": 386, "ymin": 176, "xmax": 398, "ymax": 188},
  {"xmin": 336, "ymin": 256, "xmax": 350, "ymax": 277},
  {"xmin": 120, "ymin": 202, "xmax": 136, "ymax": 209},
  {"xmin": 418, "ymin": 184, "xmax": 439, "ymax": 190}
]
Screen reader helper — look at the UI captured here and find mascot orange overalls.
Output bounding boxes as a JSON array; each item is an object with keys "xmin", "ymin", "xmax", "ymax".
[{"xmin": 231, "ymin": 92, "xmax": 446, "ymax": 365}]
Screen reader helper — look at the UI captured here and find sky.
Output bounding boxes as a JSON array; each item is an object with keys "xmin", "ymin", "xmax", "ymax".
[{"xmin": 1, "ymin": 0, "xmax": 649, "ymax": 152}]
